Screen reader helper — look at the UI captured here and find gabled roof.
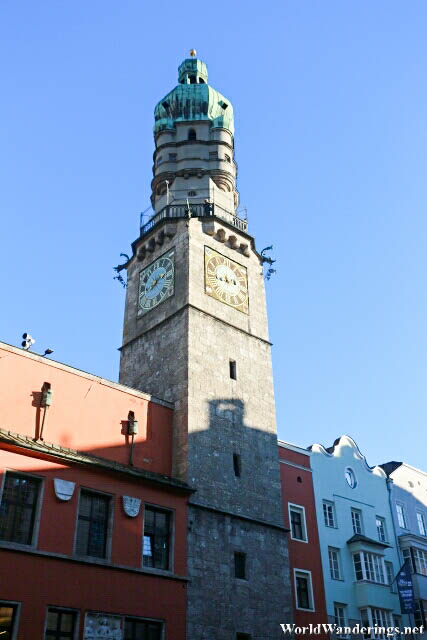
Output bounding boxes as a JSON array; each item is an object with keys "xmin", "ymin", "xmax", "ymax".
[{"xmin": 309, "ymin": 435, "xmax": 387, "ymax": 478}]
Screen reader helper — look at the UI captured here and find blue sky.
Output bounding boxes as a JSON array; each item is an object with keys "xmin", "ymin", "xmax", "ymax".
[{"xmin": 1, "ymin": 1, "xmax": 426, "ymax": 470}]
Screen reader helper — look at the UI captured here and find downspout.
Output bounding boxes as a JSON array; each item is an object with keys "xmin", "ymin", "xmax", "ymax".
[
  {"xmin": 386, "ymin": 478, "xmax": 402, "ymax": 565},
  {"xmin": 386, "ymin": 477, "xmax": 412, "ymax": 633}
]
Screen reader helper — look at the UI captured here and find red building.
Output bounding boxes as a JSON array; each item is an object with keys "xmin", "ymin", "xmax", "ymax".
[
  {"xmin": 0, "ymin": 341, "xmax": 192, "ymax": 640},
  {"xmin": 279, "ymin": 440, "xmax": 328, "ymax": 634}
]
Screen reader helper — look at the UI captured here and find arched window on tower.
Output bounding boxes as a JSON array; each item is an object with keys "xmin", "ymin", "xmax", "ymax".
[
  {"xmin": 189, "ymin": 75, "xmax": 197, "ymax": 84},
  {"xmin": 188, "ymin": 129, "xmax": 196, "ymax": 141}
]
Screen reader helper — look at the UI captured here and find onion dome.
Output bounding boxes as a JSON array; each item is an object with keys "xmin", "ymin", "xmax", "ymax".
[{"xmin": 154, "ymin": 52, "xmax": 234, "ymax": 135}]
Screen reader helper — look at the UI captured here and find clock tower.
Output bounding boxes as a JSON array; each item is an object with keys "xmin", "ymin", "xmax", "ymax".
[{"xmin": 119, "ymin": 52, "xmax": 292, "ymax": 639}]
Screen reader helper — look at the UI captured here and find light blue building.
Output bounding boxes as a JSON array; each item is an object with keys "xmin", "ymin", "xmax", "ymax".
[
  {"xmin": 380, "ymin": 461, "xmax": 427, "ymax": 636},
  {"xmin": 310, "ymin": 435, "xmax": 407, "ymax": 637}
]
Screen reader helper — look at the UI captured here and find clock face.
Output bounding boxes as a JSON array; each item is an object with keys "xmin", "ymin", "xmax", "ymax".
[
  {"xmin": 205, "ymin": 247, "xmax": 249, "ymax": 313},
  {"xmin": 138, "ymin": 249, "xmax": 175, "ymax": 315}
]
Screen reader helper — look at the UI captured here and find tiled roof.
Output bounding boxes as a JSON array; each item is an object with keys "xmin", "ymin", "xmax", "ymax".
[
  {"xmin": 347, "ymin": 533, "xmax": 390, "ymax": 548},
  {"xmin": 0, "ymin": 428, "xmax": 193, "ymax": 494}
]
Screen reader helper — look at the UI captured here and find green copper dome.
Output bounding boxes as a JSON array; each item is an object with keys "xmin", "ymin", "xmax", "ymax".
[{"xmin": 154, "ymin": 56, "xmax": 234, "ymax": 135}]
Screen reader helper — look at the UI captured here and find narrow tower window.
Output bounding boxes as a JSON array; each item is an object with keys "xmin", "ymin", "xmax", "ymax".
[
  {"xmin": 188, "ymin": 129, "xmax": 196, "ymax": 141},
  {"xmin": 233, "ymin": 453, "xmax": 241, "ymax": 477},
  {"xmin": 234, "ymin": 552, "xmax": 246, "ymax": 579},
  {"xmin": 229, "ymin": 360, "xmax": 237, "ymax": 379}
]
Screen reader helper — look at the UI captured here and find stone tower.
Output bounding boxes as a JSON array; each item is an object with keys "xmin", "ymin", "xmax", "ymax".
[{"xmin": 119, "ymin": 52, "xmax": 292, "ymax": 639}]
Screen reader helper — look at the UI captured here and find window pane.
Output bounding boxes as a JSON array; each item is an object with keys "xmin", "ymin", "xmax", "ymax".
[
  {"xmin": 75, "ymin": 520, "xmax": 90, "ymax": 555},
  {"xmin": 60, "ymin": 613, "xmax": 74, "ymax": 632},
  {"xmin": 144, "ymin": 508, "xmax": 154, "ymax": 531},
  {"xmin": 0, "ymin": 473, "xmax": 40, "ymax": 545},
  {"xmin": 329, "ymin": 548, "xmax": 340, "ymax": 579},
  {"xmin": 296, "ymin": 576, "xmax": 309, "ymax": 609},
  {"xmin": 234, "ymin": 552, "xmax": 246, "ymax": 579},
  {"xmin": 76, "ymin": 491, "xmax": 109, "ymax": 558},
  {"xmin": 143, "ymin": 508, "xmax": 170, "ymax": 570},
  {"xmin": 46, "ymin": 611, "xmax": 59, "ymax": 630},
  {"xmin": 417, "ymin": 513, "xmax": 426, "ymax": 537},
  {"xmin": 147, "ymin": 624, "xmax": 162, "ymax": 640},
  {"xmin": 291, "ymin": 509, "xmax": 303, "ymax": 539},
  {"xmin": 124, "ymin": 618, "xmax": 162, "ymax": 640},
  {"xmin": 79, "ymin": 493, "xmax": 91, "ymax": 517},
  {"xmin": 0, "ymin": 605, "xmax": 16, "ymax": 640},
  {"xmin": 154, "ymin": 512, "xmax": 167, "ymax": 532},
  {"xmin": 45, "ymin": 609, "xmax": 76, "ymax": 639}
]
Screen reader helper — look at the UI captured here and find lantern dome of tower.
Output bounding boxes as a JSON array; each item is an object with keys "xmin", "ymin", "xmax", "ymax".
[{"xmin": 153, "ymin": 53, "xmax": 234, "ymax": 135}]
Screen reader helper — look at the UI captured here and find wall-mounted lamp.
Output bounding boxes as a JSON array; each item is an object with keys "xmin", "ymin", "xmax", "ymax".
[
  {"xmin": 39, "ymin": 382, "xmax": 53, "ymax": 440},
  {"xmin": 41, "ymin": 382, "xmax": 53, "ymax": 407},
  {"xmin": 127, "ymin": 411, "xmax": 138, "ymax": 466},
  {"xmin": 127, "ymin": 411, "xmax": 139, "ymax": 436}
]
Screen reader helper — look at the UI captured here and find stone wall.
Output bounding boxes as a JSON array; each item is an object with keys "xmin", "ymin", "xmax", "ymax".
[{"xmin": 187, "ymin": 505, "xmax": 292, "ymax": 640}]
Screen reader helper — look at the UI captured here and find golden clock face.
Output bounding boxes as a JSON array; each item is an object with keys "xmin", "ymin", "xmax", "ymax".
[{"xmin": 204, "ymin": 247, "xmax": 249, "ymax": 314}]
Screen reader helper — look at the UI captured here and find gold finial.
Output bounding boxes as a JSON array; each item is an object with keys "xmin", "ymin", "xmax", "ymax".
[{"xmin": 189, "ymin": 49, "xmax": 197, "ymax": 58}]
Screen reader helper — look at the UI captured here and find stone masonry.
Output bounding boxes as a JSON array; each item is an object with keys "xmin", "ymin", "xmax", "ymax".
[{"xmin": 119, "ymin": 54, "xmax": 293, "ymax": 639}]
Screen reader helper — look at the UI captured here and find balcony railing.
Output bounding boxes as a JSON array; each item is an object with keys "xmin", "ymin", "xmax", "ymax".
[{"xmin": 140, "ymin": 203, "xmax": 248, "ymax": 237}]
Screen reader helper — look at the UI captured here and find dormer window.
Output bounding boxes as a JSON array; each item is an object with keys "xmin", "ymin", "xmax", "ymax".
[{"xmin": 188, "ymin": 129, "xmax": 197, "ymax": 141}]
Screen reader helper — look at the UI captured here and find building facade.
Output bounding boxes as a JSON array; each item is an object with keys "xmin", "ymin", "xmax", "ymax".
[
  {"xmin": 381, "ymin": 461, "xmax": 427, "ymax": 635},
  {"xmin": 0, "ymin": 342, "xmax": 191, "ymax": 640},
  {"xmin": 310, "ymin": 435, "xmax": 406, "ymax": 637},
  {"xmin": 279, "ymin": 441, "xmax": 328, "ymax": 635},
  {"xmin": 119, "ymin": 53, "xmax": 293, "ymax": 638}
]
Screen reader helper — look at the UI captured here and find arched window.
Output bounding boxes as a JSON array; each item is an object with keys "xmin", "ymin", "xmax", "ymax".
[
  {"xmin": 189, "ymin": 75, "xmax": 197, "ymax": 84},
  {"xmin": 188, "ymin": 129, "xmax": 196, "ymax": 141}
]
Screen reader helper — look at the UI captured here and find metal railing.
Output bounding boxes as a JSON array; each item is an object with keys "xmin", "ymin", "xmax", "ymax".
[{"xmin": 140, "ymin": 202, "xmax": 248, "ymax": 237}]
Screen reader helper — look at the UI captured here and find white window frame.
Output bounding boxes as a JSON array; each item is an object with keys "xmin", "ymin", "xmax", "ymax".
[
  {"xmin": 288, "ymin": 503, "xmax": 308, "ymax": 543},
  {"xmin": 323, "ymin": 500, "xmax": 336, "ymax": 528},
  {"xmin": 412, "ymin": 547, "xmax": 427, "ymax": 576},
  {"xmin": 360, "ymin": 607, "xmax": 393, "ymax": 639},
  {"xmin": 416, "ymin": 511, "xmax": 427, "ymax": 537},
  {"xmin": 396, "ymin": 503, "xmax": 407, "ymax": 529},
  {"xmin": 328, "ymin": 547, "xmax": 342, "ymax": 580},
  {"xmin": 385, "ymin": 561, "xmax": 396, "ymax": 592},
  {"xmin": 353, "ymin": 551, "xmax": 386, "ymax": 584},
  {"xmin": 334, "ymin": 603, "xmax": 348, "ymax": 638},
  {"xmin": 376, "ymin": 516, "xmax": 387, "ymax": 542},
  {"xmin": 293, "ymin": 568, "xmax": 315, "ymax": 612},
  {"xmin": 351, "ymin": 508, "xmax": 363, "ymax": 535}
]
